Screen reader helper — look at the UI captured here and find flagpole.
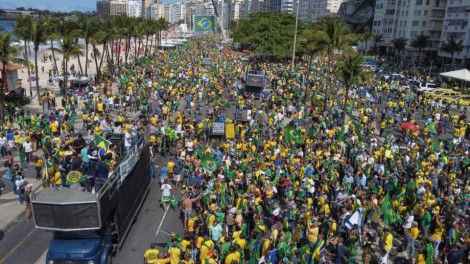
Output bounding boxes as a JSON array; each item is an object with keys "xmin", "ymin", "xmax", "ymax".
[{"xmin": 291, "ymin": 0, "xmax": 301, "ymax": 72}]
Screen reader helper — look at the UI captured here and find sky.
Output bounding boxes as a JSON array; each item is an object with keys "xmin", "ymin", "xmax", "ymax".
[
  {"xmin": 0, "ymin": 0, "xmax": 97, "ymax": 12},
  {"xmin": 0, "ymin": 0, "xmax": 179, "ymax": 13}
]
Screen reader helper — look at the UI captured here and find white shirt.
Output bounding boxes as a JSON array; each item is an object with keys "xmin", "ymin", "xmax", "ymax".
[
  {"xmin": 0, "ymin": 136, "xmax": 7, "ymax": 146},
  {"xmin": 15, "ymin": 178, "xmax": 24, "ymax": 191},
  {"xmin": 185, "ymin": 141, "xmax": 194, "ymax": 151},
  {"xmin": 23, "ymin": 142, "xmax": 33, "ymax": 152},
  {"xmin": 161, "ymin": 183, "xmax": 172, "ymax": 196},
  {"xmin": 124, "ymin": 132, "xmax": 132, "ymax": 147}
]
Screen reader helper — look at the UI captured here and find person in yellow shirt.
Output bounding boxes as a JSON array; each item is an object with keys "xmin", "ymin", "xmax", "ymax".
[
  {"xmin": 383, "ymin": 229, "xmax": 394, "ymax": 256},
  {"xmin": 50, "ymin": 122, "xmax": 59, "ymax": 134},
  {"xmin": 224, "ymin": 246, "xmax": 241, "ymax": 264},
  {"xmin": 307, "ymin": 220, "xmax": 319, "ymax": 247},
  {"xmin": 144, "ymin": 243, "xmax": 159, "ymax": 264},
  {"xmin": 200, "ymin": 236, "xmax": 214, "ymax": 261},
  {"xmin": 168, "ymin": 241, "xmax": 181, "ymax": 264}
]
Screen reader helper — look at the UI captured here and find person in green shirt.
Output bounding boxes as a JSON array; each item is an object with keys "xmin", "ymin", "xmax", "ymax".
[{"xmin": 421, "ymin": 209, "xmax": 432, "ymax": 239}]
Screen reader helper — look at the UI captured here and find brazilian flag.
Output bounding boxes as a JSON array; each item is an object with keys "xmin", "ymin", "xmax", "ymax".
[
  {"xmin": 201, "ymin": 155, "xmax": 218, "ymax": 172},
  {"xmin": 380, "ymin": 192, "xmax": 401, "ymax": 227},
  {"xmin": 351, "ymin": 119, "xmax": 363, "ymax": 141},
  {"xmin": 95, "ymin": 135, "xmax": 111, "ymax": 151},
  {"xmin": 215, "ymin": 96, "xmax": 231, "ymax": 109},
  {"xmin": 66, "ymin": 170, "xmax": 85, "ymax": 185},
  {"xmin": 284, "ymin": 126, "xmax": 302, "ymax": 144}
]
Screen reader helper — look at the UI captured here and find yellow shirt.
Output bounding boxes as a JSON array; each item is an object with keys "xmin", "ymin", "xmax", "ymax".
[
  {"xmin": 50, "ymin": 122, "xmax": 59, "ymax": 132},
  {"xmin": 225, "ymin": 252, "xmax": 241, "ymax": 264},
  {"xmin": 200, "ymin": 240, "xmax": 214, "ymax": 260},
  {"xmin": 168, "ymin": 247, "xmax": 181, "ymax": 264},
  {"xmin": 411, "ymin": 226, "xmax": 419, "ymax": 239},
  {"xmin": 307, "ymin": 225, "xmax": 319, "ymax": 243},
  {"xmin": 153, "ymin": 258, "xmax": 171, "ymax": 264},
  {"xmin": 144, "ymin": 249, "xmax": 159, "ymax": 263},
  {"xmin": 384, "ymin": 233, "xmax": 393, "ymax": 250}
]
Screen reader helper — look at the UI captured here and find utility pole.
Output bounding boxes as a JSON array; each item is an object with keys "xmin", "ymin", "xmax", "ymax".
[{"xmin": 291, "ymin": 0, "xmax": 300, "ymax": 72}]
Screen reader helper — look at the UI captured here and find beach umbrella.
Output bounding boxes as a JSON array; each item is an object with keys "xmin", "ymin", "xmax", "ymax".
[
  {"xmin": 68, "ymin": 76, "xmax": 79, "ymax": 82},
  {"xmin": 400, "ymin": 122, "xmax": 419, "ymax": 132}
]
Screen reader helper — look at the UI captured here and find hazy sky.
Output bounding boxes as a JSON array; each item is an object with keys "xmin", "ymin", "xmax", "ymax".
[{"xmin": 1, "ymin": 0, "xmax": 101, "ymax": 12}]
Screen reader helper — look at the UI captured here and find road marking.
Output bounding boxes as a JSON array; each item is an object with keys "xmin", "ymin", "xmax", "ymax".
[
  {"xmin": 155, "ymin": 203, "xmax": 170, "ymax": 238},
  {"xmin": 0, "ymin": 239, "xmax": 25, "ymax": 264}
]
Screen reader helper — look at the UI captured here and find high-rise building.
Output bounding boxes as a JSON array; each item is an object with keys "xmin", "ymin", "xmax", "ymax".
[
  {"xmin": 372, "ymin": 0, "xmax": 447, "ymax": 59},
  {"xmin": 438, "ymin": 0, "xmax": 470, "ymax": 67},
  {"xmin": 97, "ymin": 0, "xmax": 111, "ymax": 18},
  {"xmin": 110, "ymin": 0, "xmax": 128, "ymax": 16},
  {"xmin": 309, "ymin": 0, "xmax": 347, "ymax": 21},
  {"xmin": 141, "ymin": 0, "xmax": 153, "ymax": 18},
  {"xmin": 128, "ymin": 0, "xmax": 143, "ymax": 17}
]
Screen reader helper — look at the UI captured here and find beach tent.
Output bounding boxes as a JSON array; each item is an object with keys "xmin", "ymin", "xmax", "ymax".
[
  {"xmin": 439, "ymin": 69, "xmax": 470, "ymax": 82},
  {"xmin": 79, "ymin": 76, "xmax": 90, "ymax": 83}
]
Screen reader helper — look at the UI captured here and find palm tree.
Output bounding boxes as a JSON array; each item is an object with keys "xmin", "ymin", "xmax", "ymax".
[
  {"xmin": 44, "ymin": 17, "xmax": 60, "ymax": 76},
  {"xmin": 154, "ymin": 18, "xmax": 170, "ymax": 50},
  {"xmin": 31, "ymin": 18, "xmax": 48, "ymax": 102},
  {"xmin": 411, "ymin": 33, "xmax": 429, "ymax": 63},
  {"xmin": 336, "ymin": 48, "xmax": 369, "ymax": 105},
  {"xmin": 73, "ymin": 15, "xmax": 98, "ymax": 76},
  {"xmin": 391, "ymin": 37, "xmax": 407, "ymax": 63},
  {"xmin": 311, "ymin": 17, "xmax": 357, "ymax": 109},
  {"xmin": 52, "ymin": 36, "xmax": 82, "ymax": 85},
  {"xmin": 0, "ymin": 32, "xmax": 28, "ymax": 120},
  {"xmin": 359, "ymin": 26, "xmax": 373, "ymax": 55},
  {"xmin": 441, "ymin": 36, "xmax": 464, "ymax": 70},
  {"xmin": 371, "ymin": 33, "xmax": 383, "ymax": 56},
  {"xmin": 13, "ymin": 14, "xmax": 33, "ymax": 96}
]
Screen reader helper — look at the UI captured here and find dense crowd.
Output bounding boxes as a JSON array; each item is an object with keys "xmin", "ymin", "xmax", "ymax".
[{"xmin": 1, "ymin": 36, "xmax": 469, "ymax": 264}]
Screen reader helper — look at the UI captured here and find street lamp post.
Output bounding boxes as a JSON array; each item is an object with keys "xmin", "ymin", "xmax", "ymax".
[{"xmin": 291, "ymin": 0, "xmax": 300, "ymax": 72}]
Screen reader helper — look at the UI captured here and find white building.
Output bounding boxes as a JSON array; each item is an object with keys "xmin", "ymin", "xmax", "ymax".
[
  {"xmin": 128, "ymin": 0, "xmax": 142, "ymax": 17},
  {"xmin": 438, "ymin": 0, "xmax": 470, "ymax": 67},
  {"xmin": 110, "ymin": 0, "xmax": 128, "ymax": 17},
  {"xmin": 309, "ymin": 0, "xmax": 346, "ymax": 22},
  {"xmin": 372, "ymin": 0, "xmax": 447, "ymax": 59},
  {"xmin": 149, "ymin": 2, "xmax": 165, "ymax": 19},
  {"xmin": 281, "ymin": 0, "xmax": 294, "ymax": 13}
]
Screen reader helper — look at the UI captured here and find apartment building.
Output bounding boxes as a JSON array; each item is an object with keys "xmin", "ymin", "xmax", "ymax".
[
  {"xmin": 128, "ymin": 0, "xmax": 142, "ymax": 17},
  {"xmin": 110, "ymin": 0, "xmax": 128, "ymax": 16},
  {"xmin": 372, "ymin": 0, "xmax": 447, "ymax": 59},
  {"xmin": 438, "ymin": 0, "xmax": 470, "ymax": 65}
]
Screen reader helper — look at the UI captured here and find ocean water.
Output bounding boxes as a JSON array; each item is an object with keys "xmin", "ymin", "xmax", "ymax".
[{"xmin": 0, "ymin": 20, "xmax": 16, "ymax": 32}]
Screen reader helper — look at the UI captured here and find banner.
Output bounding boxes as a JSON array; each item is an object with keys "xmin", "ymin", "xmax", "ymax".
[
  {"xmin": 225, "ymin": 123, "xmax": 235, "ymax": 139},
  {"xmin": 194, "ymin": 15, "xmax": 217, "ymax": 32}
]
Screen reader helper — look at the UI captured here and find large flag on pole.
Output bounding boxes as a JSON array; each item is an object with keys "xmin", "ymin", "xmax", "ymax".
[
  {"xmin": 380, "ymin": 192, "xmax": 399, "ymax": 227},
  {"xmin": 95, "ymin": 135, "xmax": 111, "ymax": 151}
]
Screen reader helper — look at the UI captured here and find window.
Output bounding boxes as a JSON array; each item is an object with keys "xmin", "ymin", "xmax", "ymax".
[
  {"xmin": 414, "ymin": 10, "xmax": 421, "ymax": 16},
  {"xmin": 426, "ymin": 0, "xmax": 430, "ymax": 4},
  {"xmin": 416, "ymin": 0, "xmax": 422, "ymax": 5},
  {"xmin": 412, "ymin": 20, "xmax": 419, "ymax": 26},
  {"xmin": 424, "ymin": 10, "xmax": 428, "ymax": 16},
  {"xmin": 422, "ymin": 21, "xmax": 426, "ymax": 26},
  {"xmin": 411, "ymin": 30, "xmax": 417, "ymax": 36}
]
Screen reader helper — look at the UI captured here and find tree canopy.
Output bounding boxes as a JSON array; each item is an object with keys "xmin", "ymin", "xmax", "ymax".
[{"xmin": 232, "ymin": 12, "xmax": 302, "ymax": 60}]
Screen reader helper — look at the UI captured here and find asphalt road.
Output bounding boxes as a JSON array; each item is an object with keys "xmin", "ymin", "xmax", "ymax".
[{"xmin": 0, "ymin": 199, "xmax": 52, "ymax": 264}]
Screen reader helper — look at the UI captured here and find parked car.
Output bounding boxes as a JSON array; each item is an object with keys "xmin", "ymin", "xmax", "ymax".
[
  {"xmin": 417, "ymin": 82, "xmax": 439, "ymax": 92},
  {"xmin": 449, "ymin": 94, "xmax": 470, "ymax": 106}
]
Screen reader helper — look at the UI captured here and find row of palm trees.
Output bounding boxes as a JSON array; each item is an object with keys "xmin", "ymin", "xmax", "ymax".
[
  {"xmin": 0, "ymin": 14, "xmax": 169, "ymax": 119},
  {"xmin": 374, "ymin": 32, "xmax": 464, "ymax": 67}
]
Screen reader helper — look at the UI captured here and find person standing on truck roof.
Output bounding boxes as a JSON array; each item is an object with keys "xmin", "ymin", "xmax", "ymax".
[
  {"xmin": 161, "ymin": 179, "xmax": 173, "ymax": 198},
  {"xmin": 144, "ymin": 243, "xmax": 159, "ymax": 264}
]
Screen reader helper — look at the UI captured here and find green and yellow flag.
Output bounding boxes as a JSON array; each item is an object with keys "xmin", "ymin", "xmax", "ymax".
[
  {"xmin": 201, "ymin": 155, "xmax": 219, "ymax": 172},
  {"xmin": 66, "ymin": 170, "xmax": 85, "ymax": 185},
  {"xmin": 380, "ymin": 192, "xmax": 399, "ymax": 227},
  {"xmin": 284, "ymin": 126, "xmax": 302, "ymax": 144},
  {"xmin": 95, "ymin": 135, "xmax": 111, "ymax": 151}
]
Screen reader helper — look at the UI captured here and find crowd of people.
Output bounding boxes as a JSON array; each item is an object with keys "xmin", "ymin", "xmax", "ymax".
[{"xmin": 1, "ymin": 35, "xmax": 469, "ymax": 264}]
